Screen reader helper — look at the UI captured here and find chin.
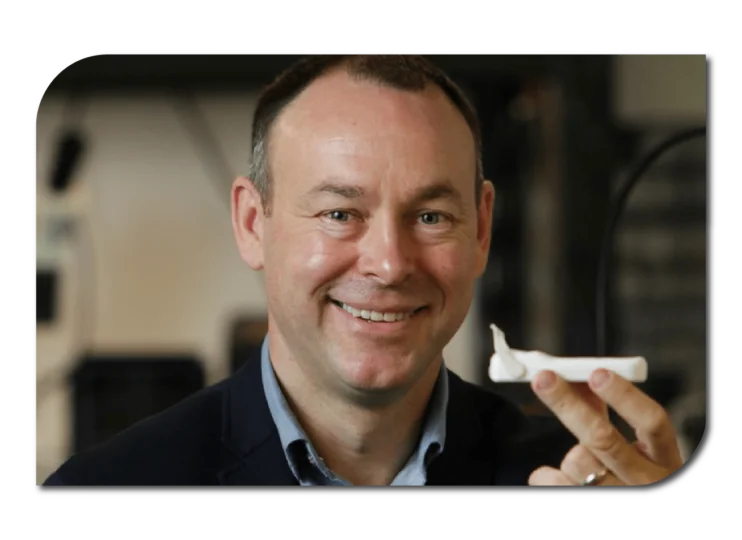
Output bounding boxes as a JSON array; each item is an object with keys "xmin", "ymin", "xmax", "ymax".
[{"xmin": 330, "ymin": 347, "xmax": 427, "ymax": 396}]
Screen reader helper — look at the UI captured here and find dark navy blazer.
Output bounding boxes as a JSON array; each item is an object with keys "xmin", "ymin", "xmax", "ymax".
[{"xmin": 43, "ymin": 354, "xmax": 575, "ymax": 486}]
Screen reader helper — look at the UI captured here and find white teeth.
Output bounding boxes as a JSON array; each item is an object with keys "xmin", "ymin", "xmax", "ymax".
[{"xmin": 339, "ymin": 302, "xmax": 411, "ymax": 322}]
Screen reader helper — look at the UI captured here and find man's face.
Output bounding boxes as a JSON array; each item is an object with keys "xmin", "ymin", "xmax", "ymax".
[{"xmin": 235, "ymin": 70, "xmax": 494, "ymax": 401}]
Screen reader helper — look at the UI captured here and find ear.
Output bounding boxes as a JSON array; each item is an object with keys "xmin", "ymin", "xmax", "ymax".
[
  {"xmin": 475, "ymin": 180, "xmax": 495, "ymax": 276},
  {"xmin": 231, "ymin": 176, "xmax": 266, "ymax": 270}
]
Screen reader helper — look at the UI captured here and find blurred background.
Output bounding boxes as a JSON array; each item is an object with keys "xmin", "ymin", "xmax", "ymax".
[{"xmin": 36, "ymin": 55, "xmax": 707, "ymax": 483}]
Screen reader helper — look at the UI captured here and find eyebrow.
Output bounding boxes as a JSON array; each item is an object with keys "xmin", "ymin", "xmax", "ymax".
[
  {"xmin": 304, "ymin": 178, "xmax": 465, "ymax": 209},
  {"xmin": 306, "ymin": 181, "xmax": 366, "ymax": 199}
]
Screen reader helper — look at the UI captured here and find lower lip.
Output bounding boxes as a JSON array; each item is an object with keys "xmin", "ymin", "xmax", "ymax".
[{"xmin": 329, "ymin": 302, "xmax": 424, "ymax": 336}]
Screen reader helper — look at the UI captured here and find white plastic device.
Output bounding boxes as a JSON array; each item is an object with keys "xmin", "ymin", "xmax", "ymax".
[{"xmin": 488, "ymin": 324, "xmax": 648, "ymax": 383}]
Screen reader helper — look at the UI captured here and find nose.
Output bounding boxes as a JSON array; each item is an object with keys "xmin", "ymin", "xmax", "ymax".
[{"xmin": 356, "ymin": 214, "xmax": 415, "ymax": 286}]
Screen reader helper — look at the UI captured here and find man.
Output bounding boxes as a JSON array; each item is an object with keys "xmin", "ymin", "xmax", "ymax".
[{"xmin": 44, "ymin": 55, "xmax": 684, "ymax": 486}]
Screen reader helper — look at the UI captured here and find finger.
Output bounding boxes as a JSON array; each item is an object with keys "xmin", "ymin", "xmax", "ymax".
[
  {"xmin": 532, "ymin": 370, "xmax": 661, "ymax": 485},
  {"xmin": 571, "ymin": 382, "xmax": 609, "ymax": 417},
  {"xmin": 560, "ymin": 444, "xmax": 624, "ymax": 486},
  {"xmin": 588, "ymin": 369, "xmax": 684, "ymax": 471},
  {"xmin": 528, "ymin": 466, "xmax": 574, "ymax": 486}
]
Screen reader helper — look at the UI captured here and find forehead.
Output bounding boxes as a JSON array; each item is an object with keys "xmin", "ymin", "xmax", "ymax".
[
  {"xmin": 268, "ymin": 70, "xmax": 476, "ymax": 198},
  {"xmin": 275, "ymin": 69, "xmax": 470, "ymax": 140}
]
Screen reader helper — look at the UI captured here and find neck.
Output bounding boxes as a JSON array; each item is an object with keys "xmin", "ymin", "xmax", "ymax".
[{"xmin": 269, "ymin": 336, "xmax": 442, "ymax": 486}]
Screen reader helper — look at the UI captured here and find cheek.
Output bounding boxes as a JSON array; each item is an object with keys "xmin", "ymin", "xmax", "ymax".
[
  {"xmin": 270, "ymin": 230, "xmax": 356, "ymax": 292},
  {"xmin": 422, "ymin": 242, "xmax": 478, "ymax": 287}
]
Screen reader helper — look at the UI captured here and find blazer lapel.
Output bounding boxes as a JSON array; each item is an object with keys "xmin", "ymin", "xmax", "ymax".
[
  {"xmin": 426, "ymin": 370, "xmax": 495, "ymax": 485},
  {"xmin": 427, "ymin": 370, "xmax": 576, "ymax": 486},
  {"xmin": 217, "ymin": 353, "xmax": 298, "ymax": 486}
]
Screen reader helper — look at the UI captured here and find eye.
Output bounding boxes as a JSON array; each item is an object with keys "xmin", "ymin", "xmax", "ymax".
[
  {"xmin": 419, "ymin": 212, "xmax": 443, "ymax": 225},
  {"xmin": 322, "ymin": 210, "xmax": 353, "ymax": 223},
  {"xmin": 327, "ymin": 210, "xmax": 351, "ymax": 222}
]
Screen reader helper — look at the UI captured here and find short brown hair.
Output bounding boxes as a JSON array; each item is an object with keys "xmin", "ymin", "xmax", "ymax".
[{"xmin": 248, "ymin": 55, "xmax": 484, "ymax": 213}]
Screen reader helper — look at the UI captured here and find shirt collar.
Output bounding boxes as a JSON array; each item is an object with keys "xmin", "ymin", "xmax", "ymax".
[{"xmin": 260, "ymin": 335, "xmax": 448, "ymax": 485}]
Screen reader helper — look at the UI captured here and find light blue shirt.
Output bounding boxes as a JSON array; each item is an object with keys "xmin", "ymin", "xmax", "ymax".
[{"xmin": 260, "ymin": 337, "xmax": 448, "ymax": 485}]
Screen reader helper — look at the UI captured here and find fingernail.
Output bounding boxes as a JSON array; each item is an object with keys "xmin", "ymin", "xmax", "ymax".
[
  {"xmin": 590, "ymin": 369, "xmax": 611, "ymax": 389},
  {"xmin": 534, "ymin": 371, "xmax": 556, "ymax": 391}
]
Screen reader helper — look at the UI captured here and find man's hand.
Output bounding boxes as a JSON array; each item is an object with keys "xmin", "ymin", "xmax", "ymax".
[{"xmin": 527, "ymin": 368, "xmax": 684, "ymax": 486}]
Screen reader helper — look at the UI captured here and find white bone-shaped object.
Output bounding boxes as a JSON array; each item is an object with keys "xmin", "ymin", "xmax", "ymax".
[{"xmin": 488, "ymin": 324, "xmax": 648, "ymax": 383}]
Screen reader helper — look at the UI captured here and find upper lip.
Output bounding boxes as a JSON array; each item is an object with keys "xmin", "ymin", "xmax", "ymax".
[{"xmin": 330, "ymin": 298, "xmax": 425, "ymax": 313}]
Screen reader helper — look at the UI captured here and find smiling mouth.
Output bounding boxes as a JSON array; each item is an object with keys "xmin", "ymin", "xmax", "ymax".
[{"xmin": 329, "ymin": 298, "xmax": 426, "ymax": 322}]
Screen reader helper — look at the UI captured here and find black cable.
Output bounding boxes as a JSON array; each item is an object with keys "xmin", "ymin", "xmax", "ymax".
[{"xmin": 595, "ymin": 127, "xmax": 706, "ymax": 356}]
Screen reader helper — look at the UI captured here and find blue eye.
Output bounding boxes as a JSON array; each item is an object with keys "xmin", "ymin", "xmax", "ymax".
[{"xmin": 419, "ymin": 212, "xmax": 442, "ymax": 225}]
